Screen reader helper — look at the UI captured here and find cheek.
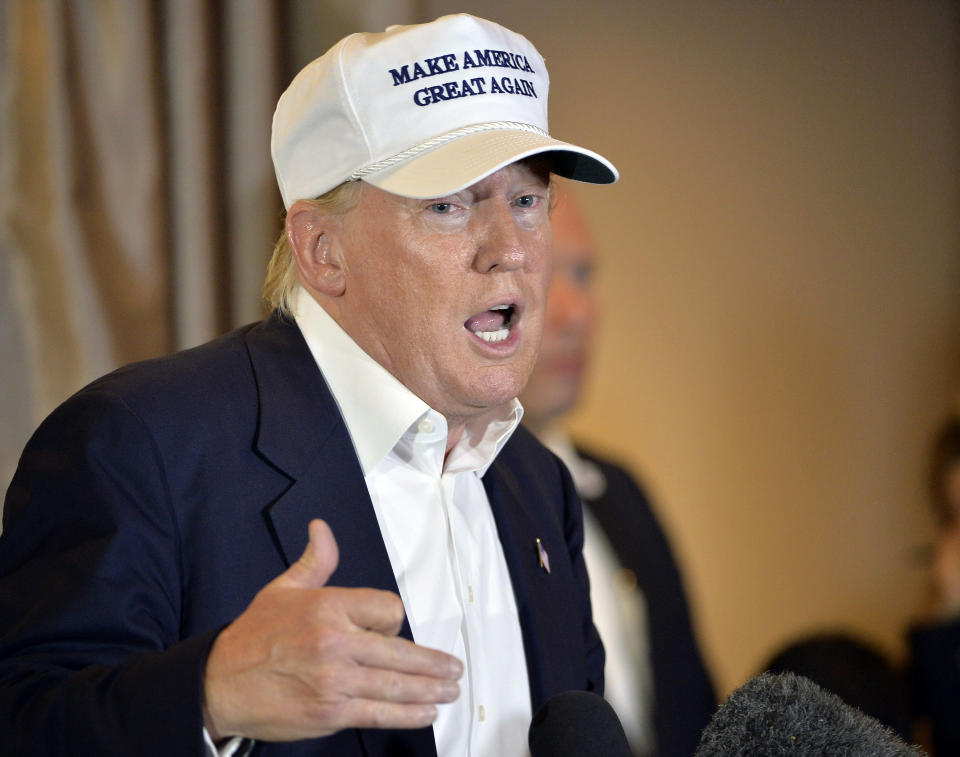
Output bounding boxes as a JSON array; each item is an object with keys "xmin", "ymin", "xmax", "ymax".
[
  {"xmin": 542, "ymin": 279, "xmax": 570, "ymax": 324},
  {"xmin": 392, "ymin": 269, "xmax": 464, "ymax": 353},
  {"xmin": 533, "ymin": 235, "xmax": 553, "ymax": 277}
]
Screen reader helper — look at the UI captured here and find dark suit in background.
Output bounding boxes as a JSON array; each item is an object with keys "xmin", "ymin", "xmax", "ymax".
[
  {"xmin": 910, "ymin": 618, "xmax": 960, "ymax": 755},
  {"xmin": 579, "ymin": 448, "xmax": 716, "ymax": 757}
]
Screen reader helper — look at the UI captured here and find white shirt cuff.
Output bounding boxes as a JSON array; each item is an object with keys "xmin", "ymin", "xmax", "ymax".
[{"xmin": 203, "ymin": 727, "xmax": 248, "ymax": 757}]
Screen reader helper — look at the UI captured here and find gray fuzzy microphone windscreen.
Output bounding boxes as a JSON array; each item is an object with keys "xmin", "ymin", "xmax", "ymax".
[{"xmin": 695, "ymin": 672, "xmax": 924, "ymax": 757}]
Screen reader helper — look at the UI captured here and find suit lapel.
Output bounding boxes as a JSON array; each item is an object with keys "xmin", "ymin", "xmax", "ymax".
[
  {"xmin": 484, "ymin": 457, "xmax": 579, "ymax": 710},
  {"xmin": 244, "ymin": 314, "xmax": 437, "ymax": 757}
]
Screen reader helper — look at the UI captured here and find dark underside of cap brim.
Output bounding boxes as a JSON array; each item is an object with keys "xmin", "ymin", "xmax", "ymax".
[{"xmin": 548, "ymin": 150, "xmax": 617, "ymax": 185}]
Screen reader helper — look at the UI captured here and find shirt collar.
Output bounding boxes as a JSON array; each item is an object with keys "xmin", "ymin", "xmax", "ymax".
[{"xmin": 292, "ymin": 287, "xmax": 522, "ymax": 476}]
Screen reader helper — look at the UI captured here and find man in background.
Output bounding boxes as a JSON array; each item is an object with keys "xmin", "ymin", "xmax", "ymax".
[{"xmin": 520, "ymin": 186, "xmax": 715, "ymax": 757}]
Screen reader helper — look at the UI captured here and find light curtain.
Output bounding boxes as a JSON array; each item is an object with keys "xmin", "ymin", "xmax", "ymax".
[{"xmin": 0, "ymin": 0, "xmax": 417, "ymax": 489}]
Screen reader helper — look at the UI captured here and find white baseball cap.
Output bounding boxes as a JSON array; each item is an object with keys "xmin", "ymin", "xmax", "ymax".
[{"xmin": 271, "ymin": 13, "xmax": 618, "ymax": 208}]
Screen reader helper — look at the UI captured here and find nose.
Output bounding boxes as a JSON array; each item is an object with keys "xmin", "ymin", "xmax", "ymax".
[{"xmin": 473, "ymin": 203, "xmax": 533, "ymax": 274}]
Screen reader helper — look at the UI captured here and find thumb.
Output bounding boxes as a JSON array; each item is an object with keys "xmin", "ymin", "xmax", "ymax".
[{"xmin": 277, "ymin": 518, "xmax": 340, "ymax": 589}]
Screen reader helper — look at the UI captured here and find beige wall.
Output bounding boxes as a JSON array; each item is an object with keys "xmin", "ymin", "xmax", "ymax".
[
  {"xmin": 426, "ymin": 0, "xmax": 960, "ymax": 695},
  {"xmin": 6, "ymin": 0, "xmax": 955, "ymax": 703}
]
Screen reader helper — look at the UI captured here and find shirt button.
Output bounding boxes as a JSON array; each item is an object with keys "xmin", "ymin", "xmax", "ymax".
[
  {"xmin": 418, "ymin": 418, "xmax": 435, "ymax": 433},
  {"xmin": 478, "ymin": 705, "xmax": 486, "ymax": 722}
]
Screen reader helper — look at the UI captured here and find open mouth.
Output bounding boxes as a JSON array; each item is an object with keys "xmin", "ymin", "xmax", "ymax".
[{"xmin": 464, "ymin": 303, "xmax": 517, "ymax": 343}]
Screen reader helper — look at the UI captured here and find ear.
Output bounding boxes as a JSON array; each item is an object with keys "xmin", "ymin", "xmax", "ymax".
[{"xmin": 286, "ymin": 200, "xmax": 346, "ymax": 297}]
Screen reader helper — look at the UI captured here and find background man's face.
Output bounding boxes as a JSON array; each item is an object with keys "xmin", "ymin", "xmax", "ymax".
[
  {"xmin": 519, "ymin": 192, "xmax": 598, "ymax": 428},
  {"xmin": 332, "ymin": 161, "xmax": 552, "ymax": 425}
]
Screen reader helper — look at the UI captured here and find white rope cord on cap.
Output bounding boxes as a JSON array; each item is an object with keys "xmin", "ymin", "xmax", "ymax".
[{"xmin": 350, "ymin": 121, "xmax": 550, "ymax": 180}]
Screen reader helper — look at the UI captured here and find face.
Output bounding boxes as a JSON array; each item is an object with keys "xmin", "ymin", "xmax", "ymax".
[
  {"xmin": 518, "ymin": 190, "xmax": 599, "ymax": 430},
  {"xmin": 323, "ymin": 161, "xmax": 552, "ymax": 428}
]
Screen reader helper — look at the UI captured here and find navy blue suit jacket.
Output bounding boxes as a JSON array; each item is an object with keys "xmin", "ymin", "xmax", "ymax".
[
  {"xmin": 0, "ymin": 314, "xmax": 602, "ymax": 757},
  {"xmin": 579, "ymin": 450, "xmax": 715, "ymax": 757}
]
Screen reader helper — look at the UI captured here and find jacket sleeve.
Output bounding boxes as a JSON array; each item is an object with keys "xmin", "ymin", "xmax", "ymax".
[{"xmin": 0, "ymin": 388, "xmax": 213, "ymax": 757}]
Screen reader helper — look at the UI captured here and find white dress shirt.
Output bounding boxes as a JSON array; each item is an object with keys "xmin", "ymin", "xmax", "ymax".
[{"xmin": 293, "ymin": 288, "xmax": 532, "ymax": 757}]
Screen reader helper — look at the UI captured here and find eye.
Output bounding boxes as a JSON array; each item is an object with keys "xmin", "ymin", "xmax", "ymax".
[
  {"xmin": 428, "ymin": 202, "xmax": 453, "ymax": 214},
  {"xmin": 514, "ymin": 194, "xmax": 538, "ymax": 208},
  {"xmin": 571, "ymin": 263, "xmax": 594, "ymax": 286}
]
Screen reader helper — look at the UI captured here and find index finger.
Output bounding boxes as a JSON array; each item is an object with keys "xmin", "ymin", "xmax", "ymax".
[
  {"xmin": 323, "ymin": 586, "xmax": 408, "ymax": 636},
  {"xmin": 351, "ymin": 630, "xmax": 464, "ymax": 681}
]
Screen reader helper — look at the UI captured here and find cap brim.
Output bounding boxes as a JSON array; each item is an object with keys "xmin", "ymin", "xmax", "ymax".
[{"xmin": 362, "ymin": 129, "xmax": 618, "ymax": 199}]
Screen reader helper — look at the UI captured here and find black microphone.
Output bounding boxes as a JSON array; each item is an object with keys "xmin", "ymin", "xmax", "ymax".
[
  {"xmin": 695, "ymin": 671, "xmax": 924, "ymax": 757},
  {"xmin": 528, "ymin": 690, "xmax": 632, "ymax": 757}
]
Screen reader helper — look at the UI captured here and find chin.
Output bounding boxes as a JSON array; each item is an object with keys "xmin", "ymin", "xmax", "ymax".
[
  {"xmin": 469, "ymin": 375, "xmax": 528, "ymax": 412},
  {"xmin": 473, "ymin": 388, "xmax": 523, "ymax": 412}
]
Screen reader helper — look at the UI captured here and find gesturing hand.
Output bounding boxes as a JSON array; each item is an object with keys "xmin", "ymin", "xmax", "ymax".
[{"xmin": 202, "ymin": 519, "xmax": 463, "ymax": 743}]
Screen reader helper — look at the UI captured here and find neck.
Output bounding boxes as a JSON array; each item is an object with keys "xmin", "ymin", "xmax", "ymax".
[
  {"xmin": 442, "ymin": 400, "xmax": 518, "ymax": 462},
  {"xmin": 444, "ymin": 424, "xmax": 464, "ymax": 459}
]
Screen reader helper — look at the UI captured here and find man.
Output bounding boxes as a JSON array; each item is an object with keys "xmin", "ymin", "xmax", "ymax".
[
  {"xmin": 0, "ymin": 15, "xmax": 617, "ymax": 757},
  {"xmin": 518, "ymin": 188, "xmax": 715, "ymax": 757}
]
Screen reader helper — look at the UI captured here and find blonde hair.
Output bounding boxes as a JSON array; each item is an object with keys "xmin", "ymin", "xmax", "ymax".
[{"xmin": 262, "ymin": 180, "xmax": 363, "ymax": 315}]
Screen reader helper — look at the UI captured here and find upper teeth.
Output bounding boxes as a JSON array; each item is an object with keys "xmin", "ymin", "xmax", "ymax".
[{"xmin": 490, "ymin": 304, "xmax": 510, "ymax": 311}]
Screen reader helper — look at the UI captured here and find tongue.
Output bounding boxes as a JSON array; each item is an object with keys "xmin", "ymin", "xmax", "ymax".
[{"xmin": 465, "ymin": 310, "xmax": 506, "ymax": 333}]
